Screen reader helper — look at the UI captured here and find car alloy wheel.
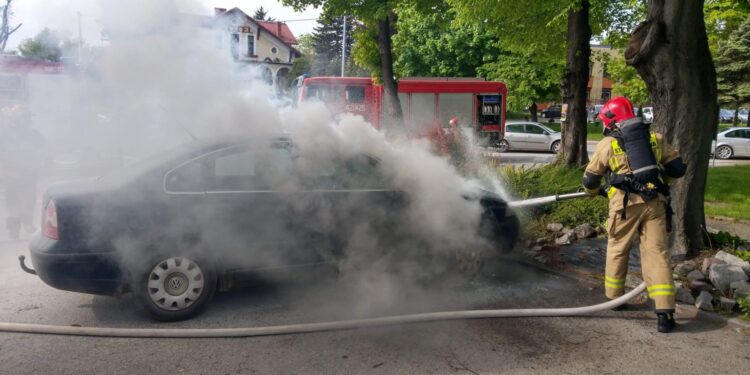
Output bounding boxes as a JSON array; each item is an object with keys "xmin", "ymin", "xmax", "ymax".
[
  {"xmin": 716, "ymin": 145, "xmax": 733, "ymax": 160},
  {"xmin": 148, "ymin": 257, "xmax": 205, "ymax": 311},
  {"xmin": 455, "ymin": 248, "xmax": 485, "ymax": 277},
  {"xmin": 551, "ymin": 140, "xmax": 561, "ymax": 154},
  {"xmin": 497, "ymin": 140, "xmax": 510, "ymax": 152}
]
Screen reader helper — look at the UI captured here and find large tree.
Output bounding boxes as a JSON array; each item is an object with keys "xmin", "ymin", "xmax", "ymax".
[
  {"xmin": 252, "ymin": 6, "xmax": 276, "ymax": 21},
  {"xmin": 450, "ymin": 0, "xmax": 623, "ymax": 166},
  {"xmin": 625, "ymin": 0, "xmax": 718, "ymax": 257},
  {"xmin": 18, "ymin": 28, "xmax": 64, "ymax": 61},
  {"xmin": 310, "ymin": 5, "xmax": 357, "ymax": 76},
  {"xmin": 0, "ymin": 0, "xmax": 21, "ymax": 53}
]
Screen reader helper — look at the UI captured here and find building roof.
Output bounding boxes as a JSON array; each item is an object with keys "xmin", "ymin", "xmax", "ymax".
[{"xmin": 255, "ymin": 20, "xmax": 298, "ymax": 46}]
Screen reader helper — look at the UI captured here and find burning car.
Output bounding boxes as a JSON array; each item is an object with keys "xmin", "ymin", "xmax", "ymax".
[{"xmin": 24, "ymin": 136, "xmax": 519, "ymax": 321}]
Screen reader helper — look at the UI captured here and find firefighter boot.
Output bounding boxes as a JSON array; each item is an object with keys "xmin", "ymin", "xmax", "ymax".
[{"xmin": 657, "ymin": 312, "xmax": 676, "ymax": 333}]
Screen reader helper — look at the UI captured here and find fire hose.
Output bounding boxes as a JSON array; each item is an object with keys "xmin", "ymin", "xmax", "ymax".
[{"xmin": 2, "ymin": 191, "xmax": 649, "ymax": 339}]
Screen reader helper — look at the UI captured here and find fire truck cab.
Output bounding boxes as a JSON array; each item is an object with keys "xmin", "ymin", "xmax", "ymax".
[{"xmin": 293, "ymin": 76, "xmax": 507, "ymax": 146}]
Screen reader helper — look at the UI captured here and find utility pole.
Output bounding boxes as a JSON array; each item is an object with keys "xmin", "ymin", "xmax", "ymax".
[
  {"xmin": 340, "ymin": 15, "xmax": 346, "ymax": 77},
  {"xmin": 77, "ymin": 11, "xmax": 83, "ymax": 65}
]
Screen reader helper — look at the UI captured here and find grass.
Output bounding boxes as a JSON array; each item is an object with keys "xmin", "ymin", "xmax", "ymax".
[{"xmin": 705, "ymin": 165, "xmax": 750, "ymax": 221}]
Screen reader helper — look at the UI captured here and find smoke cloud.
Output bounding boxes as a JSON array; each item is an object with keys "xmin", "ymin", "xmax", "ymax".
[{"xmin": 2, "ymin": 0, "xmax": 513, "ymax": 319}]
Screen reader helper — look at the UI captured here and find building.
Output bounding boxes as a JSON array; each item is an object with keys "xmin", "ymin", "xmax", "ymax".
[
  {"xmin": 588, "ymin": 45, "xmax": 617, "ymax": 106},
  {"xmin": 210, "ymin": 7, "xmax": 301, "ymax": 88}
]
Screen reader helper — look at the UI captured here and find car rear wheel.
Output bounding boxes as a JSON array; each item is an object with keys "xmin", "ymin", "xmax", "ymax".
[
  {"xmin": 455, "ymin": 248, "xmax": 486, "ymax": 278},
  {"xmin": 716, "ymin": 145, "xmax": 733, "ymax": 160},
  {"xmin": 136, "ymin": 256, "xmax": 216, "ymax": 321},
  {"xmin": 497, "ymin": 140, "xmax": 510, "ymax": 152},
  {"xmin": 551, "ymin": 140, "xmax": 561, "ymax": 154}
]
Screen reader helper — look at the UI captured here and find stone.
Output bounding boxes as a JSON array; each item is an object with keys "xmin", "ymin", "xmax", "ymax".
[
  {"xmin": 714, "ymin": 251, "xmax": 750, "ymax": 275},
  {"xmin": 686, "ymin": 269, "xmax": 705, "ymax": 282},
  {"xmin": 673, "ymin": 262, "xmax": 696, "ymax": 277},
  {"xmin": 688, "ymin": 280, "xmax": 712, "ymax": 293},
  {"xmin": 730, "ymin": 280, "xmax": 750, "ymax": 298},
  {"xmin": 695, "ymin": 291, "xmax": 714, "ymax": 311},
  {"xmin": 546, "ymin": 223, "xmax": 564, "ymax": 232},
  {"xmin": 709, "ymin": 264, "xmax": 749, "ymax": 292},
  {"xmin": 675, "ymin": 287, "xmax": 695, "ymax": 304},
  {"xmin": 574, "ymin": 223, "xmax": 597, "ymax": 239},
  {"xmin": 555, "ymin": 233, "xmax": 574, "ymax": 246},
  {"xmin": 719, "ymin": 297, "xmax": 736, "ymax": 311},
  {"xmin": 701, "ymin": 258, "xmax": 726, "ymax": 275}
]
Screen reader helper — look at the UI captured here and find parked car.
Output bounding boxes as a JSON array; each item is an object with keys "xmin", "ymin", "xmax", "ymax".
[
  {"xmin": 739, "ymin": 109, "xmax": 748, "ymax": 123},
  {"xmin": 642, "ymin": 107, "xmax": 654, "ymax": 123},
  {"xmin": 27, "ymin": 136, "xmax": 520, "ymax": 320},
  {"xmin": 498, "ymin": 121, "xmax": 561, "ymax": 153},
  {"xmin": 713, "ymin": 127, "xmax": 750, "ymax": 159},
  {"xmin": 541, "ymin": 105, "xmax": 561, "ymax": 120},
  {"xmin": 719, "ymin": 109, "xmax": 736, "ymax": 123}
]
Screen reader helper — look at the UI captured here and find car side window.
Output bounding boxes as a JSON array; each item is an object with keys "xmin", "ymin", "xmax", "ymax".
[
  {"xmin": 725, "ymin": 130, "xmax": 739, "ymax": 138},
  {"xmin": 506, "ymin": 124, "xmax": 523, "ymax": 133},
  {"xmin": 206, "ymin": 145, "xmax": 293, "ymax": 191},
  {"xmin": 525, "ymin": 125, "xmax": 545, "ymax": 134},
  {"xmin": 165, "ymin": 158, "xmax": 205, "ymax": 193}
]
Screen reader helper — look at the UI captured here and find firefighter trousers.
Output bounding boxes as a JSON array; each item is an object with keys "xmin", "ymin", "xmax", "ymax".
[{"xmin": 604, "ymin": 199, "xmax": 675, "ymax": 311}]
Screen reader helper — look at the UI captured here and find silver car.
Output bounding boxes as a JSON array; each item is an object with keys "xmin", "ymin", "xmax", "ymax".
[
  {"xmin": 499, "ymin": 121, "xmax": 561, "ymax": 153},
  {"xmin": 713, "ymin": 127, "xmax": 750, "ymax": 159}
]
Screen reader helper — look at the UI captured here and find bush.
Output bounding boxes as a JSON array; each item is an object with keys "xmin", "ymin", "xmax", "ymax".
[
  {"xmin": 707, "ymin": 231, "xmax": 747, "ymax": 251},
  {"xmin": 495, "ymin": 164, "xmax": 608, "ymax": 236},
  {"xmin": 739, "ymin": 296, "xmax": 750, "ymax": 320}
]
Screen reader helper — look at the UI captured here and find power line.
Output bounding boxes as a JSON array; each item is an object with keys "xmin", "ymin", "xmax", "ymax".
[{"xmin": 279, "ymin": 18, "xmax": 318, "ymax": 23}]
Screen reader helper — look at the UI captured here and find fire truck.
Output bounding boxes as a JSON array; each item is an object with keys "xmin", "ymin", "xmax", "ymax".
[{"xmin": 292, "ymin": 76, "xmax": 507, "ymax": 146}]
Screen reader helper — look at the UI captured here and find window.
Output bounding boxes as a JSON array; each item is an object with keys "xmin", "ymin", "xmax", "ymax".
[
  {"xmin": 345, "ymin": 86, "xmax": 365, "ymax": 103},
  {"xmin": 438, "ymin": 93, "xmax": 473, "ymax": 128},
  {"xmin": 337, "ymin": 155, "xmax": 388, "ymax": 190},
  {"xmin": 305, "ymin": 85, "xmax": 341, "ymax": 103},
  {"xmin": 525, "ymin": 124, "xmax": 546, "ymax": 135},
  {"xmin": 230, "ymin": 33, "xmax": 240, "ymax": 59},
  {"xmin": 165, "ymin": 159, "xmax": 205, "ymax": 193},
  {"xmin": 506, "ymin": 124, "xmax": 523, "ymax": 133},
  {"xmin": 725, "ymin": 130, "xmax": 740, "ymax": 138},
  {"xmin": 247, "ymin": 34, "xmax": 255, "ymax": 56},
  {"xmin": 207, "ymin": 146, "xmax": 293, "ymax": 191}
]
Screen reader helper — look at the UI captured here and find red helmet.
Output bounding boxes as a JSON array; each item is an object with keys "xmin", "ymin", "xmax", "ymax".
[
  {"xmin": 449, "ymin": 116, "xmax": 458, "ymax": 126},
  {"xmin": 599, "ymin": 96, "xmax": 635, "ymax": 129}
]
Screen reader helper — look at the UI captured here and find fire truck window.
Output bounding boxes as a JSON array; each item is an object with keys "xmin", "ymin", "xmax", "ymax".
[
  {"xmin": 410, "ymin": 93, "xmax": 437, "ymax": 129},
  {"xmin": 345, "ymin": 86, "xmax": 365, "ymax": 103},
  {"xmin": 438, "ymin": 93, "xmax": 473, "ymax": 128}
]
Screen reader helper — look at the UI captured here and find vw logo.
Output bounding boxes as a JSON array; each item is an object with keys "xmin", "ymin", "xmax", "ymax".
[{"xmin": 169, "ymin": 278, "xmax": 184, "ymax": 290}]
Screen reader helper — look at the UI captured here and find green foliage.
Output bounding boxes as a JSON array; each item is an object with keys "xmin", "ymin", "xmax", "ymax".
[
  {"xmin": 351, "ymin": 26, "xmax": 382, "ymax": 81},
  {"xmin": 252, "ymin": 5, "xmax": 275, "ymax": 21},
  {"xmin": 705, "ymin": 0, "xmax": 750, "ymax": 52},
  {"xmin": 496, "ymin": 164, "xmax": 608, "ymax": 229},
  {"xmin": 296, "ymin": 33, "xmax": 315, "ymax": 55},
  {"xmin": 606, "ymin": 52, "xmax": 650, "ymax": 105},
  {"xmin": 738, "ymin": 296, "xmax": 750, "ymax": 319},
  {"xmin": 479, "ymin": 53, "xmax": 563, "ymax": 112},
  {"xmin": 309, "ymin": 4, "xmax": 359, "ymax": 76},
  {"xmin": 708, "ymin": 231, "xmax": 747, "ymax": 250},
  {"xmin": 735, "ymin": 250, "xmax": 750, "ymax": 262},
  {"xmin": 392, "ymin": 4, "xmax": 500, "ymax": 78},
  {"xmin": 715, "ymin": 14, "xmax": 750, "ymax": 108},
  {"xmin": 18, "ymin": 28, "xmax": 64, "ymax": 61},
  {"xmin": 287, "ymin": 55, "xmax": 312, "ymax": 85}
]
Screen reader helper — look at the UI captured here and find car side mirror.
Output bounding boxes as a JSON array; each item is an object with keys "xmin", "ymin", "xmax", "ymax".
[{"xmin": 543, "ymin": 131, "xmax": 550, "ymax": 135}]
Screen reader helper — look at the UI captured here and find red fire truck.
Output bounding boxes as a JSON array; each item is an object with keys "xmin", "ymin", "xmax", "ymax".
[{"xmin": 292, "ymin": 76, "xmax": 507, "ymax": 146}]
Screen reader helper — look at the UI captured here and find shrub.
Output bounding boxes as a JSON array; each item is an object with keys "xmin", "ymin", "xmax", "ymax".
[{"xmin": 738, "ymin": 296, "xmax": 750, "ymax": 320}]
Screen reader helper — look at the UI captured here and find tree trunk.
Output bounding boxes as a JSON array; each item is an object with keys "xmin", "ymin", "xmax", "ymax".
[
  {"xmin": 376, "ymin": 13, "xmax": 404, "ymax": 130},
  {"xmin": 733, "ymin": 106, "xmax": 739, "ymax": 126},
  {"xmin": 529, "ymin": 102, "xmax": 538, "ymax": 122},
  {"xmin": 558, "ymin": 0, "xmax": 591, "ymax": 167},
  {"xmin": 625, "ymin": 0, "xmax": 718, "ymax": 257}
]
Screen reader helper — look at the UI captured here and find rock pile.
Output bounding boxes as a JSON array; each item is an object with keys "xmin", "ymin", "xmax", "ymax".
[{"xmin": 672, "ymin": 251, "xmax": 750, "ymax": 312}]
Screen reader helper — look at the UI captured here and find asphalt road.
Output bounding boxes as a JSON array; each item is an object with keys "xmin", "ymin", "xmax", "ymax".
[{"xmin": 1, "ymin": 238, "xmax": 749, "ymax": 374}]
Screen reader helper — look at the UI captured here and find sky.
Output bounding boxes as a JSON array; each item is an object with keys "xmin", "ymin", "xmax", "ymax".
[{"xmin": 6, "ymin": 0, "xmax": 322, "ymax": 49}]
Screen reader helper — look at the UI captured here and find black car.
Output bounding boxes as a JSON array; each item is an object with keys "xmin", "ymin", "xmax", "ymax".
[
  {"xmin": 27, "ymin": 136, "xmax": 519, "ymax": 321},
  {"xmin": 541, "ymin": 105, "xmax": 562, "ymax": 119}
]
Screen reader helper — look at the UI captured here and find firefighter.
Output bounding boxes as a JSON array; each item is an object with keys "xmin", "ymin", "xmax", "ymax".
[
  {"xmin": 0, "ymin": 105, "xmax": 44, "ymax": 240},
  {"xmin": 582, "ymin": 96, "xmax": 686, "ymax": 333},
  {"xmin": 446, "ymin": 116, "xmax": 466, "ymax": 166}
]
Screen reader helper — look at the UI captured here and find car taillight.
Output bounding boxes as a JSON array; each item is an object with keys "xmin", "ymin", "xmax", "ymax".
[{"xmin": 43, "ymin": 200, "xmax": 59, "ymax": 240}]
